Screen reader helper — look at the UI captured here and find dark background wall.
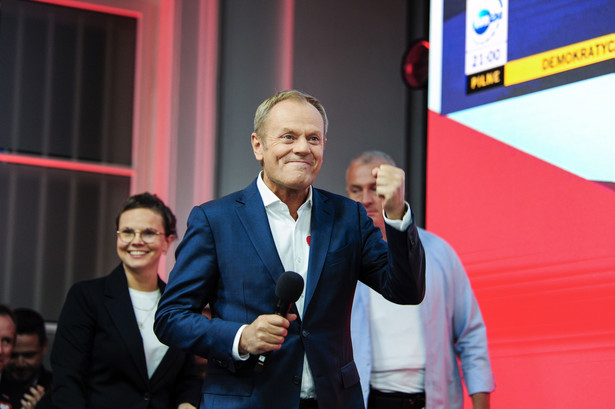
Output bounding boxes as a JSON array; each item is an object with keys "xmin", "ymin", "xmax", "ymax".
[
  {"xmin": 1, "ymin": 0, "xmax": 427, "ymax": 318},
  {"xmin": 215, "ymin": 0, "xmax": 417, "ymax": 209}
]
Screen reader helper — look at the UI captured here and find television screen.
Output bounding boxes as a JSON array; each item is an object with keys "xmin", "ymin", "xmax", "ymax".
[{"xmin": 426, "ymin": 0, "xmax": 615, "ymax": 406}]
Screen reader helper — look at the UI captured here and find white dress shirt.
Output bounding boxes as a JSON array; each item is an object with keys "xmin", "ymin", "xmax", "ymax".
[{"xmin": 234, "ymin": 172, "xmax": 414, "ymax": 400}]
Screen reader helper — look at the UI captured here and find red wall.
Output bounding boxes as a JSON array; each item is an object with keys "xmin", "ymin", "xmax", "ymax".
[{"xmin": 426, "ymin": 111, "xmax": 615, "ymax": 407}]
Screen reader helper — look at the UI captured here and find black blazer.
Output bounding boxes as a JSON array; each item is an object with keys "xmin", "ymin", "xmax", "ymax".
[{"xmin": 51, "ymin": 265, "xmax": 201, "ymax": 409}]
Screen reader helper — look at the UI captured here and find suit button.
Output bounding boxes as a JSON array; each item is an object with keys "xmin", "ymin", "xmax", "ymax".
[
  {"xmin": 293, "ymin": 375, "xmax": 301, "ymax": 385},
  {"xmin": 143, "ymin": 393, "xmax": 150, "ymax": 400},
  {"xmin": 301, "ymin": 330, "xmax": 310, "ymax": 338}
]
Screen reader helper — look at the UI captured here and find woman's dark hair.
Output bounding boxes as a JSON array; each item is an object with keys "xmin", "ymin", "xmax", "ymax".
[{"xmin": 115, "ymin": 192, "xmax": 177, "ymax": 237}]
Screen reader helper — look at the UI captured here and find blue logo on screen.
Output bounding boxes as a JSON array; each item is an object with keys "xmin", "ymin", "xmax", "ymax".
[
  {"xmin": 473, "ymin": 8, "xmax": 502, "ymax": 35},
  {"xmin": 473, "ymin": 9, "xmax": 502, "ymax": 35}
]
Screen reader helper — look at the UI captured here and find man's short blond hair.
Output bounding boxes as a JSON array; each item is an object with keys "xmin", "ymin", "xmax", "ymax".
[{"xmin": 253, "ymin": 89, "xmax": 328, "ymax": 138}]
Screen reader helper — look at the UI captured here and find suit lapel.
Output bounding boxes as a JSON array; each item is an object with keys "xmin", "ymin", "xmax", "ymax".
[
  {"xmin": 149, "ymin": 345, "xmax": 180, "ymax": 386},
  {"xmin": 305, "ymin": 189, "xmax": 333, "ymax": 309},
  {"xmin": 235, "ymin": 180, "xmax": 285, "ymax": 285},
  {"xmin": 235, "ymin": 180, "xmax": 334, "ymax": 314},
  {"xmin": 104, "ymin": 266, "xmax": 149, "ymax": 383},
  {"xmin": 148, "ymin": 280, "xmax": 175, "ymax": 386}
]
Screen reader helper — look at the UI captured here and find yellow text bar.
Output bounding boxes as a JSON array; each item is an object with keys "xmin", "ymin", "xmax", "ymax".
[{"xmin": 504, "ymin": 33, "xmax": 615, "ymax": 86}]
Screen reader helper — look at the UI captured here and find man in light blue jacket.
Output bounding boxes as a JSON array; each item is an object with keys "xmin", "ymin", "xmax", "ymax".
[{"xmin": 347, "ymin": 151, "xmax": 495, "ymax": 409}]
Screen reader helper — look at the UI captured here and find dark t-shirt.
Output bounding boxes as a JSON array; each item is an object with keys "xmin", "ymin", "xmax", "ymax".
[{"xmin": 0, "ymin": 366, "xmax": 53, "ymax": 409}]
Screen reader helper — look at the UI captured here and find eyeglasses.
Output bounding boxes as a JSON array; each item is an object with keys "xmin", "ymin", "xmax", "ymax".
[{"xmin": 117, "ymin": 229, "xmax": 163, "ymax": 243}]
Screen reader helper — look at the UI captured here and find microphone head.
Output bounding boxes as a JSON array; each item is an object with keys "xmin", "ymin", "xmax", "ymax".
[{"xmin": 275, "ymin": 271, "xmax": 304, "ymax": 302}]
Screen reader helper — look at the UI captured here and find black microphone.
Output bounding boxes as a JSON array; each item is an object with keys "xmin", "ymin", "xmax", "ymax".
[{"xmin": 254, "ymin": 271, "xmax": 304, "ymax": 372}]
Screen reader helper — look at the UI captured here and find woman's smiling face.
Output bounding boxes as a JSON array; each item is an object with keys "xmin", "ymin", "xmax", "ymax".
[{"xmin": 116, "ymin": 208, "xmax": 171, "ymax": 277}]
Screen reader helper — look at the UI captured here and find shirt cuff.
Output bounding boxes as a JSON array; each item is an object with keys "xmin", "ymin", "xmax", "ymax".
[
  {"xmin": 232, "ymin": 324, "xmax": 250, "ymax": 361},
  {"xmin": 383, "ymin": 201, "xmax": 412, "ymax": 231}
]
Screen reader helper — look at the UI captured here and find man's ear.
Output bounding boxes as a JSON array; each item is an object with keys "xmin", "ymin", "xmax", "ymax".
[{"xmin": 251, "ymin": 133, "xmax": 264, "ymax": 162}]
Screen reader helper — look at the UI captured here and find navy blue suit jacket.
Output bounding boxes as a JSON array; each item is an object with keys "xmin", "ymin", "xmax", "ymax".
[{"xmin": 155, "ymin": 178, "xmax": 425, "ymax": 409}]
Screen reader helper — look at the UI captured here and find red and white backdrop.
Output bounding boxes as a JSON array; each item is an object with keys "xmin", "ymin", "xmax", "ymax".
[{"xmin": 427, "ymin": 0, "xmax": 615, "ymax": 406}]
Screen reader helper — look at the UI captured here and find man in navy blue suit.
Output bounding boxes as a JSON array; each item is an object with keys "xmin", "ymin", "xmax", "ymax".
[{"xmin": 155, "ymin": 90, "xmax": 426, "ymax": 409}]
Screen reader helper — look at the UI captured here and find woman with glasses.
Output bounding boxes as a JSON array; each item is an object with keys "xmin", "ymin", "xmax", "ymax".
[{"xmin": 51, "ymin": 193, "xmax": 201, "ymax": 409}]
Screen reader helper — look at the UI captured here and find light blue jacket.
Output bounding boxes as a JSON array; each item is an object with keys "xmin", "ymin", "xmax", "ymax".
[{"xmin": 351, "ymin": 228, "xmax": 495, "ymax": 408}]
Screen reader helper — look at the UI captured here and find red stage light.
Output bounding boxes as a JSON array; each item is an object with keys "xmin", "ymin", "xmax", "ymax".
[{"xmin": 402, "ymin": 39, "xmax": 430, "ymax": 88}]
